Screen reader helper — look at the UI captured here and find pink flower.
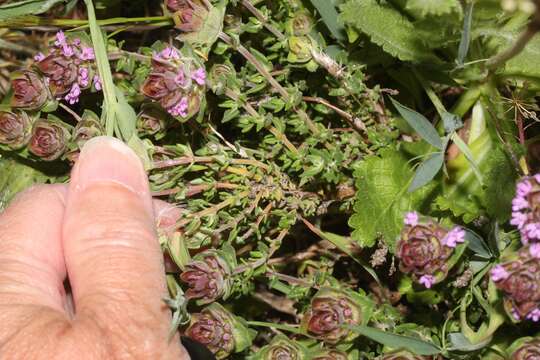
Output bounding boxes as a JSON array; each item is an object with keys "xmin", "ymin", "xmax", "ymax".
[
  {"xmin": 441, "ymin": 227, "xmax": 466, "ymax": 248},
  {"xmin": 169, "ymin": 97, "xmax": 189, "ymax": 117},
  {"xmin": 78, "ymin": 67, "xmax": 89, "ymax": 87},
  {"xmin": 54, "ymin": 31, "xmax": 67, "ymax": 47},
  {"xmin": 34, "ymin": 52, "xmax": 46, "ymax": 62},
  {"xmin": 527, "ymin": 308, "xmax": 540, "ymax": 322},
  {"xmin": 79, "ymin": 46, "xmax": 95, "ymax": 61},
  {"xmin": 511, "ymin": 211, "xmax": 528, "ymax": 229},
  {"xmin": 174, "ymin": 71, "xmax": 186, "ymax": 86},
  {"xmin": 93, "ymin": 75, "xmax": 102, "ymax": 91},
  {"xmin": 513, "ymin": 196, "xmax": 529, "ymax": 211},
  {"xmin": 517, "ymin": 180, "xmax": 533, "ymax": 197},
  {"xmin": 490, "ymin": 265, "xmax": 509, "ymax": 282},
  {"xmin": 530, "ymin": 244, "xmax": 540, "ymax": 258},
  {"xmin": 403, "ymin": 211, "xmax": 418, "ymax": 226},
  {"xmin": 64, "ymin": 83, "xmax": 81, "ymax": 104},
  {"xmin": 62, "ymin": 45, "xmax": 74, "ymax": 58},
  {"xmin": 192, "ymin": 67, "xmax": 206, "ymax": 85},
  {"xmin": 419, "ymin": 275, "xmax": 435, "ymax": 289},
  {"xmin": 524, "ymin": 223, "xmax": 540, "ymax": 242}
]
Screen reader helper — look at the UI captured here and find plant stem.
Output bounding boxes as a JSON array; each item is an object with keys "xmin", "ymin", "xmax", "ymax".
[
  {"xmin": 240, "ymin": 0, "xmax": 286, "ymax": 41},
  {"xmin": 303, "ymin": 96, "xmax": 367, "ymax": 134},
  {"xmin": 58, "ymin": 102, "xmax": 82, "ymax": 122},
  {"xmin": 486, "ymin": 19, "xmax": 540, "ymax": 69}
]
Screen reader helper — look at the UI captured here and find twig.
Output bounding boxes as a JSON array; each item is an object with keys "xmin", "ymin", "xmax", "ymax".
[
  {"xmin": 151, "ymin": 182, "xmax": 240, "ymax": 197},
  {"xmin": 152, "ymin": 155, "xmax": 269, "ymax": 171},
  {"xmin": 240, "ymin": 0, "xmax": 286, "ymax": 41},
  {"xmin": 486, "ymin": 12, "xmax": 540, "ymax": 69},
  {"xmin": 303, "ymin": 96, "xmax": 367, "ymax": 134},
  {"xmin": 58, "ymin": 102, "xmax": 82, "ymax": 122}
]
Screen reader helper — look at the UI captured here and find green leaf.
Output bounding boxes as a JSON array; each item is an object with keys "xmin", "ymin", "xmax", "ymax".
[
  {"xmin": 390, "ymin": 98, "xmax": 443, "ymax": 149},
  {"xmin": 464, "ymin": 229, "xmax": 492, "ymax": 259},
  {"xmin": 340, "ymin": 0, "xmax": 436, "ymax": 62},
  {"xmin": 451, "ymin": 132, "xmax": 483, "ymax": 184},
  {"xmin": 409, "ymin": 152, "xmax": 444, "ymax": 192},
  {"xmin": 178, "ymin": 2, "xmax": 225, "ymax": 54},
  {"xmin": 309, "ymin": 0, "xmax": 346, "ymax": 41},
  {"xmin": 457, "ymin": 1, "xmax": 474, "ymax": 66},
  {"xmin": 406, "ymin": 0, "xmax": 460, "ymax": 17},
  {"xmin": 349, "ymin": 148, "xmax": 436, "ymax": 249},
  {"xmin": 346, "ymin": 324, "xmax": 442, "ymax": 355},
  {"xmin": 0, "ymin": 0, "xmax": 67, "ymax": 20}
]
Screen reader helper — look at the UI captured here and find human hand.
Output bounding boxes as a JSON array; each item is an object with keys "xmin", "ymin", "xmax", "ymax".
[{"xmin": 0, "ymin": 137, "xmax": 190, "ymax": 359}]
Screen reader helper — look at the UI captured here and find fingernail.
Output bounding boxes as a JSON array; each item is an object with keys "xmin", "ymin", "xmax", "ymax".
[{"xmin": 72, "ymin": 136, "xmax": 149, "ymax": 196}]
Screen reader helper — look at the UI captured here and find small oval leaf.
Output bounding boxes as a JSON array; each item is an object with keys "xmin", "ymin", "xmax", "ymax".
[{"xmin": 409, "ymin": 152, "xmax": 444, "ymax": 192}]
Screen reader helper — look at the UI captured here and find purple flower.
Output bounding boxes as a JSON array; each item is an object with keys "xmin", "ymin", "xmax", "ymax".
[
  {"xmin": 79, "ymin": 46, "xmax": 95, "ymax": 61},
  {"xmin": 517, "ymin": 180, "xmax": 533, "ymax": 197},
  {"xmin": 93, "ymin": 75, "xmax": 102, "ymax": 91},
  {"xmin": 441, "ymin": 227, "xmax": 466, "ymax": 248},
  {"xmin": 174, "ymin": 71, "xmax": 186, "ymax": 86},
  {"xmin": 404, "ymin": 211, "xmax": 418, "ymax": 226},
  {"xmin": 61, "ymin": 44, "xmax": 74, "ymax": 58},
  {"xmin": 509, "ymin": 175, "xmax": 540, "ymax": 243},
  {"xmin": 490, "ymin": 265, "xmax": 510, "ymax": 282},
  {"xmin": 419, "ymin": 275, "xmax": 436, "ymax": 288},
  {"xmin": 530, "ymin": 244, "xmax": 540, "ymax": 259},
  {"xmin": 513, "ymin": 196, "xmax": 529, "ymax": 212},
  {"xmin": 526, "ymin": 308, "xmax": 540, "ymax": 322},
  {"xmin": 169, "ymin": 96, "xmax": 189, "ymax": 117},
  {"xmin": 54, "ymin": 31, "xmax": 67, "ymax": 47},
  {"xmin": 78, "ymin": 67, "xmax": 89, "ymax": 87},
  {"xmin": 192, "ymin": 67, "xmax": 206, "ymax": 85},
  {"xmin": 34, "ymin": 52, "xmax": 46, "ymax": 62},
  {"xmin": 511, "ymin": 211, "xmax": 528, "ymax": 229},
  {"xmin": 64, "ymin": 83, "xmax": 81, "ymax": 104}
]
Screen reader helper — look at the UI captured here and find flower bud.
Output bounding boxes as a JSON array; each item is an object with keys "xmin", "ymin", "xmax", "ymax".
[
  {"xmin": 29, "ymin": 118, "xmax": 71, "ymax": 161},
  {"xmin": 257, "ymin": 335, "xmax": 309, "ymax": 360},
  {"xmin": 10, "ymin": 71, "xmax": 49, "ymax": 110},
  {"xmin": 301, "ymin": 288, "xmax": 371, "ymax": 344},
  {"xmin": 287, "ymin": 12, "xmax": 314, "ymax": 36},
  {"xmin": 509, "ymin": 337, "xmax": 540, "ymax": 359},
  {"xmin": 137, "ymin": 107, "xmax": 168, "ymax": 139},
  {"xmin": 380, "ymin": 350, "xmax": 441, "ymax": 360},
  {"xmin": 179, "ymin": 249, "xmax": 233, "ymax": 304},
  {"xmin": 185, "ymin": 303, "xmax": 253, "ymax": 359},
  {"xmin": 165, "ymin": 0, "xmax": 190, "ymax": 12},
  {"xmin": 0, "ymin": 110, "xmax": 32, "ymax": 149},
  {"xmin": 169, "ymin": 0, "xmax": 206, "ymax": 32},
  {"xmin": 396, "ymin": 212, "xmax": 466, "ymax": 288},
  {"xmin": 209, "ymin": 63, "xmax": 236, "ymax": 94},
  {"xmin": 73, "ymin": 111, "xmax": 103, "ymax": 148},
  {"xmin": 511, "ymin": 175, "xmax": 540, "ymax": 244},
  {"xmin": 312, "ymin": 349, "xmax": 349, "ymax": 360},
  {"xmin": 491, "ymin": 245, "xmax": 540, "ymax": 322}
]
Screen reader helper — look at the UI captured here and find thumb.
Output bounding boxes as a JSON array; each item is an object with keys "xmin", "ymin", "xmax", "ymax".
[{"xmin": 63, "ymin": 136, "xmax": 183, "ymax": 357}]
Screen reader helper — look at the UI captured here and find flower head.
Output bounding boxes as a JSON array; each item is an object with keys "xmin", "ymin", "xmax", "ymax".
[
  {"xmin": 312, "ymin": 349, "xmax": 348, "ymax": 360},
  {"xmin": 492, "ymin": 246, "xmax": 540, "ymax": 322},
  {"xmin": 179, "ymin": 250, "xmax": 232, "ymax": 304},
  {"xmin": 191, "ymin": 67, "xmax": 206, "ymax": 85},
  {"xmin": 0, "ymin": 111, "xmax": 33, "ymax": 149},
  {"xmin": 511, "ymin": 338, "xmax": 540, "ymax": 360},
  {"xmin": 510, "ymin": 175, "xmax": 540, "ymax": 244},
  {"xmin": 185, "ymin": 303, "xmax": 252, "ymax": 359},
  {"xmin": 396, "ymin": 214, "xmax": 464, "ymax": 287},
  {"xmin": 28, "ymin": 119, "xmax": 71, "ymax": 161},
  {"xmin": 301, "ymin": 288, "xmax": 367, "ymax": 344},
  {"xmin": 10, "ymin": 71, "xmax": 49, "ymax": 110},
  {"xmin": 381, "ymin": 350, "xmax": 441, "ymax": 360},
  {"xmin": 64, "ymin": 83, "xmax": 81, "ymax": 105},
  {"xmin": 73, "ymin": 111, "xmax": 103, "ymax": 148},
  {"xmin": 137, "ymin": 107, "xmax": 168, "ymax": 138},
  {"xmin": 258, "ymin": 335, "xmax": 309, "ymax": 360},
  {"xmin": 36, "ymin": 52, "xmax": 79, "ymax": 96}
]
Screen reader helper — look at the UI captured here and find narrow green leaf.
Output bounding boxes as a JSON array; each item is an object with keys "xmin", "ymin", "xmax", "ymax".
[
  {"xmin": 390, "ymin": 98, "xmax": 443, "ymax": 149},
  {"xmin": 451, "ymin": 132, "xmax": 483, "ymax": 184},
  {"xmin": 464, "ymin": 229, "xmax": 492, "ymax": 259},
  {"xmin": 457, "ymin": 1, "xmax": 474, "ymax": 66},
  {"xmin": 309, "ymin": 0, "xmax": 346, "ymax": 41},
  {"xmin": 409, "ymin": 152, "xmax": 444, "ymax": 192},
  {"xmin": 346, "ymin": 325, "xmax": 441, "ymax": 355},
  {"xmin": 0, "ymin": 0, "xmax": 67, "ymax": 20}
]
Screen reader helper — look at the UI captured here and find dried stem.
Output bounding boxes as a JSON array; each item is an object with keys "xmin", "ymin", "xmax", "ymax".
[{"xmin": 303, "ymin": 96, "xmax": 368, "ymax": 134}]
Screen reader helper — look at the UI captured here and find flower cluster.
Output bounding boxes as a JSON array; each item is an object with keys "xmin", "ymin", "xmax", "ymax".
[
  {"xmin": 312, "ymin": 349, "xmax": 348, "ymax": 360},
  {"xmin": 179, "ymin": 249, "xmax": 233, "ymax": 304},
  {"xmin": 511, "ymin": 175, "xmax": 540, "ymax": 244},
  {"xmin": 255, "ymin": 335, "xmax": 308, "ymax": 360},
  {"xmin": 301, "ymin": 288, "xmax": 369, "ymax": 344},
  {"xmin": 28, "ymin": 118, "xmax": 71, "ymax": 161},
  {"xmin": 509, "ymin": 338, "xmax": 540, "ymax": 359},
  {"xmin": 379, "ymin": 350, "xmax": 442, "ymax": 360},
  {"xmin": 0, "ymin": 111, "xmax": 32, "ymax": 149},
  {"xmin": 490, "ymin": 245, "xmax": 540, "ymax": 322},
  {"xmin": 141, "ymin": 46, "xmax": 205, "ymax": 119},
  {"xmin": 185, "ymin": 303, "xmax": 252, "ymax": 359},
  {"xmin": 396, "ymin": 212, "xmax": 465, "ymax": 288},
  {"xmin": 166, "ymin": 0, "xmax": 206, "ymax": 32}
]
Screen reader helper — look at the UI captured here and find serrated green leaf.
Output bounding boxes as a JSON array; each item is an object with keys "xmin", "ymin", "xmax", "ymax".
[
  {"xmin": 309, "ymin": 0, "xmax": 346, "ymax": 41},
  {"xmin": 0, "ymin": 0, "xmax": 67, "ymax": 20},
  {"xmin": 409, "ymin": 152, "xmax": 444, "ymax": 192},
  {"xmin": 340, "ymin": 0, "xmax": 436, "ymax": 62},
  {"xmin": 349, "ymin": 148, "xmax": 436, "ymax": 249},
  {"xmin": 390, "ymin": 98, "xmax": 443, "ymax": 149},
  {"xmin": 406, "ymin": 0, "xmax": 460, "ymax": 17},
  {"xmin": 346, "ymin": 324, "xmax": 442, "ymax": 355}
]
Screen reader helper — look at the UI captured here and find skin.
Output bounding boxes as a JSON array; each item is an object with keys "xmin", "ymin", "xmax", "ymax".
[{"xmin": 0, "ymin": 136, "xmax": 190, "ymax": 359}]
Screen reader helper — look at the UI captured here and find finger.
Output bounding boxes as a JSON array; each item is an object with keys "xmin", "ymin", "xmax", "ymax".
[
  {"xmin": 63, "ymin": 136, "xmax": 178, "ymax": 354},
  {"xmin": 0, "ymin": 184, "xmax": 67, "ymax": 311}
]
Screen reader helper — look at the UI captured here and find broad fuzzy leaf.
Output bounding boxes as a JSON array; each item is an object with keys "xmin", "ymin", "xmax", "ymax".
[
  {"xmin": 340, "ymin": 0, "xmax": 436, "ymax": 62},
  {"xmin": 349, "ymin": 148, "xmax": 436, "ymax": 249},
  {"xmin": 406, "ymin": 0, "xmax": 460, "ymax": 17}
]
